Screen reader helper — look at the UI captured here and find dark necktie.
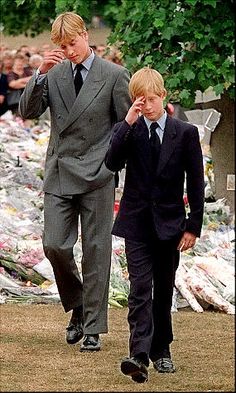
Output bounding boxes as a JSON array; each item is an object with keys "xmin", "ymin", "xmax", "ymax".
[
  {"xmin": 74, "ymin": 64, "xmax": 84, "ymax": 96},
  {"xmin": 149, "ymin": 122, "xmax": 161, "ymax": 167}
]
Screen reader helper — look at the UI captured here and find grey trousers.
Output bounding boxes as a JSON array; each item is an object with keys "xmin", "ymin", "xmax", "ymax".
[{"xmin": 43, "ymin": 178, "xmax": 115, "ymax": 334}]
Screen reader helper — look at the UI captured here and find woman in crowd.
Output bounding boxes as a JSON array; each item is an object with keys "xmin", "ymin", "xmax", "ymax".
[{"xmin": 7, "ymin": 53, "xmax": 33, "ymax": 114}]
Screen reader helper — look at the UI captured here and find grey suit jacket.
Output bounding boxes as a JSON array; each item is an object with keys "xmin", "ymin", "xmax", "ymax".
[{"xmin": 19, "ymin": 55, "xmax": 131, "ymax": 196}]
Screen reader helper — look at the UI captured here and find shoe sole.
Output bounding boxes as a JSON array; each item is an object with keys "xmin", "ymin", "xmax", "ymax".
[
  {"xmin": 155, "ymin": 366, "xmax": 176, "ymax": 373},
  {"xmin": 121, "ymin": 360, "xmax": 148, "ymax": 383},
  {"xmin": 80, "ymin": 345, "xmax": 101, "ymax": 352}
]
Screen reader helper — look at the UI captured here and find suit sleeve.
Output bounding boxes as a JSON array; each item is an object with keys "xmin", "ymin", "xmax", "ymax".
[
  {"xmin": 112, "ymin": 67, "xmax": 132, "ymax": 122},
  {"xmin": 19, "ymin": 74, "xmax": 49, "ymax": 119},
  {"xmin": 185, "ymin": 126, "xmax": 205, "ymax": 237},
  {"xmin": 105, "ymin": 120, "xmax": 132, "ymax": 172}
]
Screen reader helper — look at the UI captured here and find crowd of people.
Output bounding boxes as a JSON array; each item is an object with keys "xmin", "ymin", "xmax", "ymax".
[{"xmin": 0, "ymin": 41, "xmax": 123, "ymax": 117}]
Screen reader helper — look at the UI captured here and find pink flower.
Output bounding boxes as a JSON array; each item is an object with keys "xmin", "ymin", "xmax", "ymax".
[
  {"xmin": 114, "ymin": 201, "xmax": 120, "ymax": 216},
  {"xmin": 183, "ymin": 195, "xmax": 189, "ymax": 205}
]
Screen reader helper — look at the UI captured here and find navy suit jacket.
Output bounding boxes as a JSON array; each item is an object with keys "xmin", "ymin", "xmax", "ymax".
[{"xmin": 105, "ymin": 115, "xmax": 205, "ymax": 241}]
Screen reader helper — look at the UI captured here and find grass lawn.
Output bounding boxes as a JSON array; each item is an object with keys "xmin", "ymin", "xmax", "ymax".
[{"xmin": 0, "ymin": 304, "xmax": 235, "ymax": 392}]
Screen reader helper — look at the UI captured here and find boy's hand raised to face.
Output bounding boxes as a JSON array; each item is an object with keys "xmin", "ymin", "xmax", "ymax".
[
  {"xmin": 125, "ymin": 96, "xmax": 145, "ymax": 126},
  {"xmin": 38, "ymin": 48, "xmax": 65, "ymax": 74}
]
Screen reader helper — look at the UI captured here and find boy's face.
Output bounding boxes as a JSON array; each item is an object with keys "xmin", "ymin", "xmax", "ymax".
[
  {"xmin": 137, "ymin": 92, "xmax": 166, "ymax": 121},
  {"xmin": 59, "ymin": 32, "xmax": 91, "ymax": 64}
]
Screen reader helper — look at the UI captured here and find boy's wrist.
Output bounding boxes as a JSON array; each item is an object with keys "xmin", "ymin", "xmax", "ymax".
[
  {"xmin": 124, "ymin": 119, "xmax": 133, "ymax": 128},
  {"xmin": 125, "ymin": 114, "xmax": 136, "ymax": 126}
]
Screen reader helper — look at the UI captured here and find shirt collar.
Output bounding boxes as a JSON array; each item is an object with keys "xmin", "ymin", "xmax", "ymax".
[
  {"xmin": 71, "ymin": 49, "xmax": 95, "ymax": 71},
  {"xmin": 144, "ymin": 110, "xmax": 167, "ymax": 130}
]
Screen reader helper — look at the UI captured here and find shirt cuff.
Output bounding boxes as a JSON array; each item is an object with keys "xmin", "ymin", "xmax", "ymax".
[{"xmin": 35, "ymin": 68, "xmax": 46, "ymax": 85}]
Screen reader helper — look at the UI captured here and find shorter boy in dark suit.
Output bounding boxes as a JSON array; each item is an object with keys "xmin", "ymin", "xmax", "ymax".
[{"xmin": 105, "ymin": 67, "xmax": 204, "ymax": 383}]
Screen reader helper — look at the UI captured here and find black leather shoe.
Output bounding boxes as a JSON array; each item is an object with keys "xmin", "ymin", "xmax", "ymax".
[
  {"xmin": 80, "ymin": 334, "xmax": 101, "ymax": 352},
  {"xmin": 153, "ymin": 350, "xmax": 175, "ymax": 373},
  {"xmin": 121, "ymin": 357, "xmax": 148, "ymax": 383},
  {"xmin": 66, "ymin": 308, "xmax": 83, "ymax": 345}
]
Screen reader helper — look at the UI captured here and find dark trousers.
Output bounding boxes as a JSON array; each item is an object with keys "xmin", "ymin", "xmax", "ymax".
[{"xmin": 125, "ymin": 231, "xmax": 180, "ymax": 365}]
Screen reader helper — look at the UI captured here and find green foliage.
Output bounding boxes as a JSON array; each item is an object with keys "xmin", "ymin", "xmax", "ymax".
[
  {"xmin": 2, "ymin": 0, "xmax": 121, "ymax": 32},
  {"xmin": 3, "ymin": 0, "xmax": 235, "ymax": 108},
  {"xmin": 56, "ymin": 0, "xmax": 122, "ymax": 25},
  {"xmin": 1, "ymin": 0, "xmax": 56, "ymax": 36},
  {"xmin": 54, "ymin": 0, "xmax": 98, "ymax": 23},
  {"xmin": 102, "ymin": 0, "xmax": 123, "ymax": 27},
  {"xmin": 108, "ymin": 0, "xmax": 235, "ymax": 108}
]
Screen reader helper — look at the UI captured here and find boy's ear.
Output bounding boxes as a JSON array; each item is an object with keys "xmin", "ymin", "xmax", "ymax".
[
  {"xmin": 81, "ymin": 31, "xmax": 89, "ymax": 41},
  {"xmin": 161, "ymin": 89, "xmax": 167, "ymax": 99}
]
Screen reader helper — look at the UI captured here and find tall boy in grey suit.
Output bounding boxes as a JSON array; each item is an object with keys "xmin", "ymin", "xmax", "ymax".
[{"xmin": 19, "ymin": 12, "xmax": 131, "ymax": 351}]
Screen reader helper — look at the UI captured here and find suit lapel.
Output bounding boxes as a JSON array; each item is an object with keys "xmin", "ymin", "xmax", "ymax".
[
  {"xmin": 133, "ymin": 115, "xmax": 178, "ymax": 176},
  {"xmin": 56, "ymin": 60, "xmax": 75, "ymax": 113},
  {"xmin": 156, "ymin": 115, "xmax": 177, "ymax": 176},
  {"xmin": 59, "ymin": 57, "xmax": 106, "ymax": 133},
  {"xmin": 134, "ymin": 116, "xmax": 150, "ymax": 159}
]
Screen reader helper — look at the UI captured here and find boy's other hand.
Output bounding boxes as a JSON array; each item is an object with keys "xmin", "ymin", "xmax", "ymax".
[{"xmin": 177, "ymin": 232, "xmax": 197, "ymax": 252}]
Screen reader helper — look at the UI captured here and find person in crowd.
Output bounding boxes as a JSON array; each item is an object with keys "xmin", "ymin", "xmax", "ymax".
[
  {"xmin": 105, "ymin": 67, "xmax": 204, "ymax": 383},
  {"xmin": 90, "ymin": 44, "xmax": 97, "ymax": 53},
  {"xmin": 95, "ymin": 44, "xmax": 106, "ymax": 58},
  {"xmin": 19, "ymin": 12, "xmax": 131, "ymax": 352},
  {"xmin": 29, "ymin": 54, "xmax": 44, "ymax": 71},
  {"xmin": 1, "ymin": 50, "xmax": 14, "ymax": 75},
  {"xmin": 105, "ymin": 46, "xmax": 123, "ymax": 65},
  {"xmin": 0, "ymin": 44, "xmax": 9, "ymax": 53},
  {"xmin": 29, "ymin": 45, "xmax": 40, "ymax": 55},
  {"xmin": 39, "ymin": 43, "xmax": 52, "ymax": 57},
  {"xmin": 17, "ymin": 44, "xmax": 31, "ymax": 58},
  {"xmin": 0, "ymin": 59, "xmax": 9, "ymax": 116},
  {"xmin": 7, "ymin": 53, "xmax": 33, "ymax": 114},
  {"xmin": 16, "ymin": 46, "xmax": 33, "ymax": 74}
]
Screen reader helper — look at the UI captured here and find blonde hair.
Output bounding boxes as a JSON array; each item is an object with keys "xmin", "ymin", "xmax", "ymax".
[
  {"xmin": 129, "ymin": 67, "xmax": 166, "ymax": 100},
  {"xmin": 51, "ymin": 12, "xmax": 86, "ymax": 45}
]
